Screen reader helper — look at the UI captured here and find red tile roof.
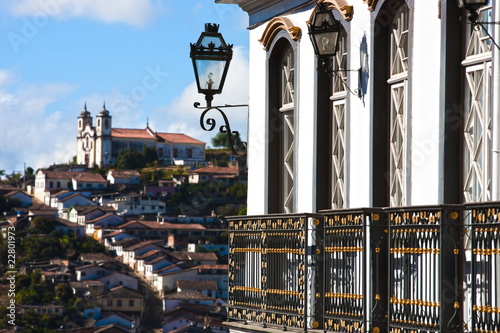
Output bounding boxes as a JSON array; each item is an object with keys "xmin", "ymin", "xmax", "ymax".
[
  {"xmin": 177, "ymin": 280, "xmax": 218, "ymax": 290},
  {"xmin": 44, "ymin": 171, "xmax": 106, "ymax": 183},
  {"xmin": 157, "ymin": 133, "xmax": 205, "ymax": 145},
  {"xmin": 163, "ymin": 291, "xmax": 214, "ymax": 301},
  {"xmin": 111, "ymin": 128, "xmax": 156, "ymax": 139}
]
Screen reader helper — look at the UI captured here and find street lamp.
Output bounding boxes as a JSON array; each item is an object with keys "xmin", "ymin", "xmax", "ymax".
[
  {"xmin": 190, "ymin": 23, "xmax": 233, "ymax": 107},
  {"xmin": 190, "ymin": 23, "xmax": 247, "ymax": 156},
  {"xmin": 307, "ymin": 3, "xmax": 362, "ymax": 98}
]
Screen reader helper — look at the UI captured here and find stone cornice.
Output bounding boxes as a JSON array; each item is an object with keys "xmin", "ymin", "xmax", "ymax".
[{"xmin": 259, "ymin": 16, "xmax": 301, "ymax": 50}]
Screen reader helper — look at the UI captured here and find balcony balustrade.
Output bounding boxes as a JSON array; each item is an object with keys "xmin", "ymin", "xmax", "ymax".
[{"xmin": 227, "ymin": 202, "xmax": 500, "ymax": 333}]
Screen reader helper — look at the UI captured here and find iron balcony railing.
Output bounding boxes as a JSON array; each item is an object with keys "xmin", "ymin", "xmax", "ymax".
[{"xmin": 227, "ymin": 202, "xmax": 500, "ymax": 333}]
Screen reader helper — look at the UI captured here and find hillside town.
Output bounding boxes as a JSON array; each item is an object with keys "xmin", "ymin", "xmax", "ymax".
[{"xmin": 0, "ymin": 107, "xmax": 247, "ymax": 333}]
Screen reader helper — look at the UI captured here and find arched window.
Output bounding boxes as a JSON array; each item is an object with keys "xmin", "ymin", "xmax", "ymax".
[
  {"xmin": 388, "ymin": 3, "xmax": 409, "ymax": 207},
  {"xmin": 372, "ymin": 0, "xmax": 411, "ymax": 207},
  {"xmin": 462, "ymin": 5, "xmax": 493, "ymax": 203},
  {"xmin": 268, "ymin": 35, "xmax": 297, "ymax": 213},
  {"xmin": 330, "ymin": 29, "xmax": 348, "ymax": 209}
]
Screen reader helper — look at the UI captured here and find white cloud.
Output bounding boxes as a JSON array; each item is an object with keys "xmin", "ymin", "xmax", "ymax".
[
  {"xmin": 0, "ymin": 74, "xmax": 77, "ymax": 173},
  {"xmin": 7, "ymin": 0, "xmax": 158, "ymax": 27},
  {"xmin": 150, "ymin": 46, "xmax": 249, "ymax": 148}
]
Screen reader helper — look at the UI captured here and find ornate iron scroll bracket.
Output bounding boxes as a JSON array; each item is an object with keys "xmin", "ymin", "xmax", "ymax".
[
  {"xmin": 318, "ymin": 58, "xmax": 362, "ymax": 98},
  {"xmin": 194, "ymin": 102, "xmax": 248, "ymax": 156}
]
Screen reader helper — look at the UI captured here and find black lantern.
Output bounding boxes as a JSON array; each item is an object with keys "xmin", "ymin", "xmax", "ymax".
[
  {"xmin": 190, "ymin": 23, "xmax": 233, "ymax": 107},
  {"xmin": 308, "ymin": 2, "xmax": 342, "ymax": 59},
  {"xmin": 457, "ymin": 0, "xmax": 489, "ymax": 22}
]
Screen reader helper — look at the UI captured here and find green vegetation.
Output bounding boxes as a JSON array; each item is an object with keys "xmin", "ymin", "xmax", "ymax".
[
  {"xmin": 166, "ymin": 181, "xmax": 247, "ymax": 216},
  {"xmin": 113, "ymin": 146, "xmax": 158, "ymax": 170},
  {"xmin": 0, "ymin": 217, "xmax": 106, "ymax": 275},
  {"xmin": 0, "ymin": 195, "xmax": 22, "ymax": 214},
  {"xmin": 211, "ymin": 131, "xmax": 242, "ymax": 149}
]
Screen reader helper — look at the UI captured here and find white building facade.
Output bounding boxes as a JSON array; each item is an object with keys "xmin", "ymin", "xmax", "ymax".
[{"xmin": 219, "ymin": 0, "xmax": 500, "ymax": 332}]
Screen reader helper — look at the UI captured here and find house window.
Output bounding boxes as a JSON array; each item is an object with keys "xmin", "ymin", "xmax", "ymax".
[
  {"xmin": 49, "ymin": 181, "xmax": 54, "ymax": 188},
  {"xmin": 129, "ymin": 300, "xmax": 134, "ymax": 307},
  {"xmin": 462, "ymin": 5, "xmax": 493, "ymax": 203},
  {"xmin": 330, "ymin": 27, "xmax": 348, "ymax": 209},
  {"xmin": 56, "ymin": 181, "xmax": 61, "ymax": 188},
  {"xmin": 117, "ymin": 300, "xmax": 122, "ymax": 307},
  {"xmin": 173, "ymin": 148, "xmax": 178, "ymax": 157},
  {"xmin": 280, "ymin": 44, "xmax": 295, "ymax": 214},
  {"xmin": 372, "ymin": 0, "xmax": 411, "ymax": 207},
  {"xmin": 388, "ymin": 3, "xmax": 410, "ymax": 207},
  {"xmin": 267, "ymin": 30, "xmax": 297, "ymax": 214},
  {"xmin": 107, "ymin": 300, "xmax": 113, "ymax": 306}
]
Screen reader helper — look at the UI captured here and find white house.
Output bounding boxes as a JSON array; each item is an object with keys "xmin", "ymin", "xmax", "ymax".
[
  {"xmin": 34, "ymin": 170, "xmax": 107, "ymax": 201},
  {"xmin": 54, "ymin": 218, "xmax": 85, "ymax": 237},
  {"xmin": 105, "ymin": 194, "xmax": 166, "ymax": 216},
  {"xmin": 121, "ymin": 240, "xmax": 165, "ymax": 269},
  {"xmin": 75, "ymin": 264, "xmax": 112, "ymax": 281},
  {"xmin": 154, "ymin": 267, "xmax": 198, "ymax": 296},
  {"xmin": 107, "ymin": 169, "xmax": 141, "ymax": 185},
  {"xmin": 162, "ymin": 292, "xmax": 215, "ymax": 312},
  {"xmin": 144, "ymin": 257, "xmax": 172, "ymax": 280},
  {"xmin": 97, "ymin": 271, "xmax": 139, "ymax": 291},
  {"xmin": 68, "ymin": 205, "xmax": 116, "ymax": 225},
  {"xmin": 135, "ymin": 249, "xmax": 169, "ymax": 276},
  {"xmin": 85, "ymin": 213, "xmax": 125, "ymax": 236},
  {"xmin": 176, "ymin": 280, "xmax": 218, "ymax": 299}
]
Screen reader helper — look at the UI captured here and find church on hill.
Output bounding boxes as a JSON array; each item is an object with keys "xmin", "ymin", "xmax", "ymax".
[{"xmin": 76, "ymin": 104, "xmax": 206, "ymax": 168}]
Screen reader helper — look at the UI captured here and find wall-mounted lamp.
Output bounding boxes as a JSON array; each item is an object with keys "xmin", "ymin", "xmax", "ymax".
[
  {"xmin": 190, "ymin": 23, "xmax": 247, "ymax": 156},
  {"xmin": 307, "ymin": 3, "xmax": 361, "ymax": 98}
]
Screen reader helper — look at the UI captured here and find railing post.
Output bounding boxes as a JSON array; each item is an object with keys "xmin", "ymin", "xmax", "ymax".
[
  {"xmin": 369, "ymin": 209, "xmax": 389, "ymax": 333},
  {"xmin": 314, "ymin": 216, "xmax": 325, "ymax": 330},
  {"xmin": 440, "ymin": 206, "xmax": 462, "ymax": 332}
]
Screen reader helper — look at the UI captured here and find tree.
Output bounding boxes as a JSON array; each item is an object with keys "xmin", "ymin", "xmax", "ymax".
[
  {"xmin": 142, "ymin": 146, "xmax": 158, "ymax": 166},
  {"xmin": 113, "ymin": 148, "xmax": 144, "ymax": 169},
  {"xmin": 25, "ymin": 167, "xmax": 35, "ymax": 178},
  {"xmin": 211, "ymin": 131, "xmax": 242, "ymax": 148},
  {"xmin": 32, "ymin": 216, "xmax": 56, "ymax": 234}
]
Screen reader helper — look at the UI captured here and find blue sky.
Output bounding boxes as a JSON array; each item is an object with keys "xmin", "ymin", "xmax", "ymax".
[{"xmin": 0, "ymin": 0, "xmax": 249, "ymax": 175}]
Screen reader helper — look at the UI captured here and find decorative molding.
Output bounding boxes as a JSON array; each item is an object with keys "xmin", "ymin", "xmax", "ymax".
[
  {"xmin": 363, "ymin": 0, "xmax": 379, "ymax": 11},
  {"xmin": 259, "ymin": 17, "xmax": 301, "ymax": 50},
  {"xmin": 315, "ymin": 0, "xmax": 354, "ymax": 22}
]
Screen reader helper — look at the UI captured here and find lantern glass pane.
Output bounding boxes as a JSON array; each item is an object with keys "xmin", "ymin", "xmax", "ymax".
[
  {"xmin": 199, "ymin": 35, "xmax": 224, "ymax": 49},
  {"xmin": 195, "ymin": 59, "xmax": 227, "ymax": 92},
  {"xmin": 313, "ymin": 11, "xmax": 334, "ymax": 28},
  {"xmin": 313, "ymin": 31, "xmax": 339, "ymax": 56}
]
